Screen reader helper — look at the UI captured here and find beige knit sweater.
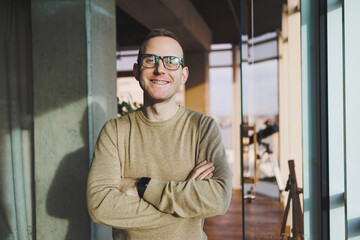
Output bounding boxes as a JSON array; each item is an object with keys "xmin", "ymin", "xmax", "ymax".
[{"xmin": 87, "ymin": 106, "xmax": 232, "ymax": 240}]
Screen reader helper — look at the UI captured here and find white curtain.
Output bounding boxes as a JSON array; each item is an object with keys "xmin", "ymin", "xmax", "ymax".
[{"xmin": 0, "ymin": 1, "xmax": 33, "ymax": 239}]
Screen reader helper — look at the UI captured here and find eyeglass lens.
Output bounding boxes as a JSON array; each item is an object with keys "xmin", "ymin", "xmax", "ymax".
[{"xmin": 142, "ymin": 55, "xmax": 181, "ymax": 70}]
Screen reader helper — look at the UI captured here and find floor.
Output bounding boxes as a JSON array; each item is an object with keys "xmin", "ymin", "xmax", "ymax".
[{"xmin": 204, "ymin": 190, "xmax": 283, "ymax": 240}]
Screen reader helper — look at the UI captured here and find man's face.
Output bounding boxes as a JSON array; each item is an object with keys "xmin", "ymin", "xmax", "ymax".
[{"xmin": 133, "ymin": 36, "xmax": 189, "ymax": 104}]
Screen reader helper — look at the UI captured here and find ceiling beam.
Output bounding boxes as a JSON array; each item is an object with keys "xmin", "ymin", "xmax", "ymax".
[{"xmin": 116, "ymin": 0, "xmax": 212, "ymax": 51}]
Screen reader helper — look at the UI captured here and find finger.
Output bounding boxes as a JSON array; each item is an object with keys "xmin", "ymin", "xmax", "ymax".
[
  {"xmin": 187, "ymin": 162, "xmax": 212, "ymax": 180},
  {"xmin": 193, "ymin": 162, "xmax": 213, "ymax": 177},
  {"xmin": 196, "ymin": 165, "xmax": 215, "ymax": 181},
  {"xmin": 194, "ymin": 160, "xmax": 207, "ymax": 170},
  {"xmin": 196, "ymin": 166, "xmax": 215, "ymax": 180},
  {"xmin": 204, "ymin": 172, "xmax": 213, "ymax": 180}
]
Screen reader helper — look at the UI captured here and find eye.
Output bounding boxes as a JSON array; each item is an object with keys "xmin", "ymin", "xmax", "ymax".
[
  {"xmin": 145, "ymin": 57, "xmax": 155, "ymax": 63},
  {"xmin": 166, "ymin": 57, "xmax": 179, "ymax": 65}
]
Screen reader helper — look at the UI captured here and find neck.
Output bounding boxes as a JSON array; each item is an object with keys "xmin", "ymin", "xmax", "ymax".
[{"xmin": 141, "ymin": 99, "xmax": 179, "ymax": 122}]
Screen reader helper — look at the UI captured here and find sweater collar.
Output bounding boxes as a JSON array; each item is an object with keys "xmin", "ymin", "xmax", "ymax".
[{"xmin": 136, "ymin": 105, "xmax": 185, "ymax": 127}]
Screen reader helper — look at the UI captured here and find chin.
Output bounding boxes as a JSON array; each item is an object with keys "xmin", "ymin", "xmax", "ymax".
[
  {"xmin": 146, "ymin": 95, "xmax": 173, "ymax": 103},
  {"xmin": 151, "ymin": 97, "xmax": 170, "ymax": 103},
  {"xmin": 148, "ymin": 92, "xmax": 170, "ymax": 100},
  {"xmin": 145, "ymin": 94, "xmax": 165, "ymax": 102}
]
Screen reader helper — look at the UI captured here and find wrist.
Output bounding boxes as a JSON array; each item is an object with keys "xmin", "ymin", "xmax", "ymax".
[{"xmin": 136, "ymin": 177, "xmax": 151, "ymax": 198}]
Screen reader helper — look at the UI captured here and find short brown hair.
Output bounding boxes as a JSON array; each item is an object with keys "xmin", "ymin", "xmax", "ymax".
[{"xmin": 137, "ymin": 29, "xmax": 185, "ymax": 65}]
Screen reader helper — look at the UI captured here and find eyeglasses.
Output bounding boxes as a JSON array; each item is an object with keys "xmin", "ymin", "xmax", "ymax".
[{"xmin": 139, "ymin": 54, "xmax": 184, "ymax": 70}]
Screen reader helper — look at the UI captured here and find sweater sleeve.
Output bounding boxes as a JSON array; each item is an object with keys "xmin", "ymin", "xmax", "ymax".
[
  {"xmin": 142, "ymin": 117, "xmax": 232, "ymax": 219},
  {"xmin": 86, "ymin": 120, "xmax": 177, "ymax": 229}
]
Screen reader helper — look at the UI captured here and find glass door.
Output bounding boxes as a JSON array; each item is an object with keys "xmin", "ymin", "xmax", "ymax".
[{"xmin": 240, "ymin": 0, "xmax": 303, "ymax": 239}]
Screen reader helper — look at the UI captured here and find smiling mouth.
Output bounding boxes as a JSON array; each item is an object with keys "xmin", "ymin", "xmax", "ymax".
[{"xmin": 150, "ymin": 80, "xmax": 169, "ymax": 85}]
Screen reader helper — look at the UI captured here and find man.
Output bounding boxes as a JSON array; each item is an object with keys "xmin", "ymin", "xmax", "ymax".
[{"xmin": 87, "ymin": 29, "xmax": 232, "ymax": 240}]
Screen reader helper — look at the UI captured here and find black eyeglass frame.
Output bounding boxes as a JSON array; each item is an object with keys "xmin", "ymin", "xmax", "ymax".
[{"xmin": 138, "ymin": 54, "xmax": 184, "ymax": 70}]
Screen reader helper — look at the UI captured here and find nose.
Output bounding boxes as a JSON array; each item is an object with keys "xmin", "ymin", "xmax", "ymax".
[{"xmin": 154, "ymin": 58, "xmax": 166, "ymax": 74}]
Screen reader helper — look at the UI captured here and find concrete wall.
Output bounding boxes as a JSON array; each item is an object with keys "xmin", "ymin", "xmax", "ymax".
[
  {"xmin": 0, "ymin": 1, "xmax": 34, "ymax": 239},
  {"xmin": 31, "ymin": 1, "xmax": 116, "ymax": 239}
]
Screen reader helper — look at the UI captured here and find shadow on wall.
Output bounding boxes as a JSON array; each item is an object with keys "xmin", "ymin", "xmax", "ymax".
[
  {"xmin": 46, "ymin": 106, "xmax": 104, "ymax": 240},
  {"xmin": 0, "ymin": 202, "xmax": 11, "ymax": 239}
]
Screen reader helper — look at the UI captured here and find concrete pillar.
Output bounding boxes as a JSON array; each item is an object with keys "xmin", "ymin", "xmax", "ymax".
[
  {"xmin": 88, "ymin": 1, "xmax": 117, "ymax": 239},
  {"xmin": 31, "ymin": 1, "xmax": 116, "ymax": 239},
  {"xmin": 184, "ymin": 50, "xmax": 209, "ymax": 115}
]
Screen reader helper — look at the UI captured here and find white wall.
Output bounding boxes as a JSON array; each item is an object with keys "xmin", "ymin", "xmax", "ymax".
[{"xmin": 278, "ymin": 0, "xmax": 303, "ymax": 229}]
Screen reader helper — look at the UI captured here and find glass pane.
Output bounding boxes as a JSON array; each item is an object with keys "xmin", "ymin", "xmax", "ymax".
[
  {"xmin": 242, "ymin": 59, "xmax": 278, "ymax": 117},
  {"xmin": 211, "ymin": 43, "xmax": 232, "ymax": 50},
  {"xmin": 116, "ymin": 55, "xmax": 137, "ymax": 71},
  {"xmin": 327, "ymin": 0, "xmax": 346, "ymax": 239},
  {"xmin": 344, "ymin": 0, "xmax": 360, "ymax": 238},
  {"xmin": 248, "ymin": 40, "xmax": 278, "ymax": 63},
  {"xmin": 209, "ymin": 67, "xmax": 233, "ymax": 149},
  {"xmin": 241, "ymin": 0, "xmax": 303, "ymax": 239},
  {"xmin": 209, "ymin": 51, "xmax": 232, "ymax": 66}
]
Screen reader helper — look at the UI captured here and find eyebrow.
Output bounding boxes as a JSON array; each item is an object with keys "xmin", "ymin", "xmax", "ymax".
[{"xmin": 143, "ymin": 53, "xmax": 182, "ymax": 57}]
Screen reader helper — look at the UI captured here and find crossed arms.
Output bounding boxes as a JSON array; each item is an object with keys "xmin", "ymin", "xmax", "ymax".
[
  {"xmin": 119, "ymin": 160, "xmax": 215, "ymax": 197},
  {"xmin": 86, "ymin": 118, "xmax": 232, "ymax": 229}
]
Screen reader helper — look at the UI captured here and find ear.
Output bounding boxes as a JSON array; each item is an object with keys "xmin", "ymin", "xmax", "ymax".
[
  {"xmin": 181, "ymin": 66, "xmax": 189, "ymax": 84},
  {"xmin": 133, "ymin": 63, "xmax": 140, "ymax": 81}
]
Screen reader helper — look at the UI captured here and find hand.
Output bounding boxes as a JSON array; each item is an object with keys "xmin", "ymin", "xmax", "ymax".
[
  {"xmin": 186, "ymin": 161, "xmax": 215, "ymax": 181},
  {"xmin": 118, "ymin": 178, "xmax": 139, "ymax": 197}
]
